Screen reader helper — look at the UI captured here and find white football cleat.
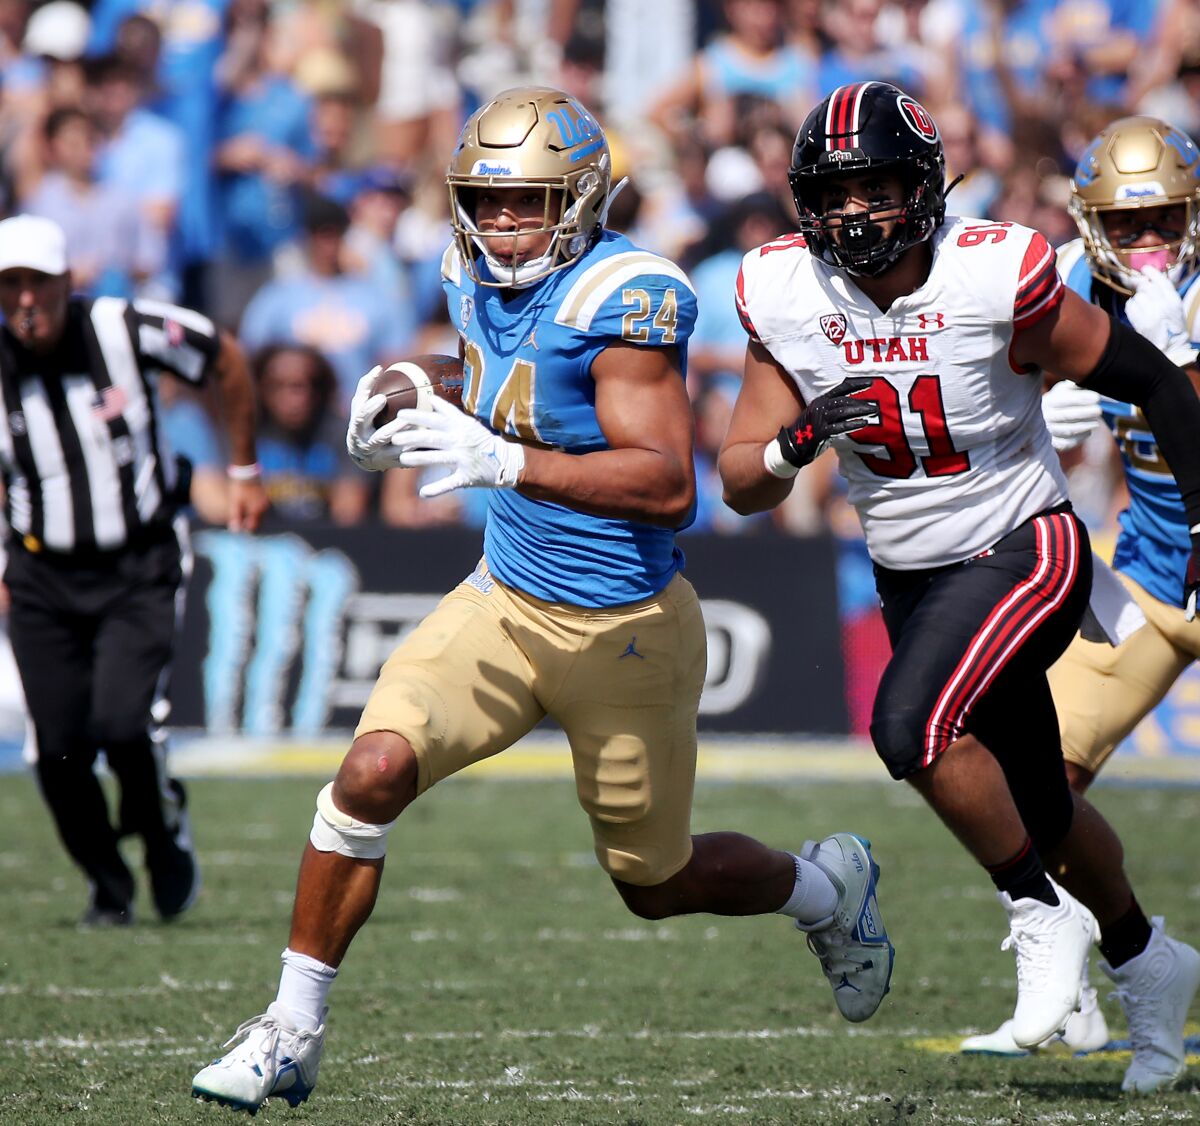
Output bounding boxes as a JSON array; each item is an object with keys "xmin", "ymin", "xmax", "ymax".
[
  {"xmin": 796, "ymin": 832, "xmax": 895, "ymax": 1022},
  {"xmin": 960, "ymin": 979, "xmax": 1110, "ymax": 1055},
  {"xmin": 1101, "ymin": 918, "xmax": 1200, "ymax": 1094},
  {"xmin": 192, "ymin": 1002, "xmax": 325, "ymax": 1114},
  {"xmin": 1062, "ymin": 980, "xmax": 1111, "ymax": 1051},
  {"xmin": 1000, "ymin": 880, "xmax": 1097, "ymax": 1049}
]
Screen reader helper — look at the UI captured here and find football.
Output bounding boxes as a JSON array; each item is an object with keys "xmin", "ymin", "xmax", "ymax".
[{"xmin": 369, "ymin": 354, "xmax": 465, "ymax": 426}]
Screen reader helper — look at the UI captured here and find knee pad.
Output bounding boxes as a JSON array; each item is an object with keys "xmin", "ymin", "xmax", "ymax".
[{"xmin": 309, "ymin": 782, "xmax": 396, "ymax": 860}]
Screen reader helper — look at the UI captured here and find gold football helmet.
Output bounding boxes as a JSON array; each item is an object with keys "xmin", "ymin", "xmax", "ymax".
[
  {"xmin": 1069, "ymin": 115, "xmax": 1200, "ymax": 294},
  {"xmin": 447, "ymin": 86, "xmax": 612, "ymax": 288}
]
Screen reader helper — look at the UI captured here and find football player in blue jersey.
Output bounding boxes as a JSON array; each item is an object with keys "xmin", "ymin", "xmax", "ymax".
[
  {"xmin": 191, "ymin": 87, "xmax": 895, "ymax": 1115},
  {"xmin": 961, "ymin": 115, "xmax": 1200, "ymax": 1060}
]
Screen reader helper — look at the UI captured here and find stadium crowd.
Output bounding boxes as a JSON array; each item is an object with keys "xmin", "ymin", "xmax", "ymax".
[{"xmin": 0, "ymin": 0, "xmax": 1184, "ymax": 541}]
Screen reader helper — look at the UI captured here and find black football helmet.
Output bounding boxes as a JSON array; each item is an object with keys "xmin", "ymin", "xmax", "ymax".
[{"xmin": 789, "ymin": 82, "xmax": 948, "ymax": 276}]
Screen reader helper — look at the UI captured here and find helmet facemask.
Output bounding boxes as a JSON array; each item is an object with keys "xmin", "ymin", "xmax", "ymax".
[
  {"xmin": 1069, "ymin": 115, "xmax": 1200, "ymax": 296},
  {"xmin": 448, "ymin": 167, "xmax": 607, "ymax": 288},
  {"xmin": 446, "ymin": 87, "xmax": 612, "ymax": 289},
  {"xmin": 1069, "ymin": 196, "xmax": 1200, "ymax": 296},
  {"xmin": 791, "ymin": 156, "xmax": 944, "ymax": 276}
]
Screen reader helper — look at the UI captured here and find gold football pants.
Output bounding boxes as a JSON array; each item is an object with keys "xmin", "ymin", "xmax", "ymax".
[
  {"xmin": 1051, "ymin": 571, "xmax": 1200, "ymax": 774},
  {"xmin": 356, "ymin": 562, "xmax": 706, "ymax": 885}
]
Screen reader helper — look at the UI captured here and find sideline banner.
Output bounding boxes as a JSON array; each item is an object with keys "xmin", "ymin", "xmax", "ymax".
[{"xmin": 171, "ymin": 526, "xmax": 849, "ymax": 736}]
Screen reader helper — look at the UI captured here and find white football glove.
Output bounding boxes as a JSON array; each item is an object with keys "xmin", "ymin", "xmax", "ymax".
[
  {"xmin": 1041, "ymin": 379, "xmax": 1103, "ymax": 451},
  {"xmin": 391, "ymin": 398, "xmax": 525, "ymax": 498},
  {"xmin": 346, "ymin": 366, "xmax": 410, "ymax": 472},
  {"xmin": 1125, "ymin": 266, "xmax": 1198, "ymax": 367}
]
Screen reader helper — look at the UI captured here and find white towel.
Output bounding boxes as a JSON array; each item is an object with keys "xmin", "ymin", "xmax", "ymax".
[{"xmin": 1080, "ymin": 555, "xmax": 1145, "ymax": 645}]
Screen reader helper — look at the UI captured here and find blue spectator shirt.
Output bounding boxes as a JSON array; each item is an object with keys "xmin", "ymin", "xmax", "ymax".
[
  {"xmin": 217, "ymin": 75, "xmax": 314, "ymax": 262},
  {"xmin": 239, "ymin": 271, "xmax": 415, "ymax": 404},
  {"xmin": 96, "ymin": 107, "xmax": 186, "ymax": 208},
  {"xmin": 691, "ymin": 247, "xmax": 752, "ymax": 368},
  {"xmin": 25, "ymin": 173, "xmax": 162, "ymax": 298},
  {"xmin": 156, "ymin": 392, "xmax": 221, "ymax": 472},
  {"xmin": 817, "ymin": 48, "xmax": 924, "ymax": 100},
  {"xmin": 442, "ymin": 231, "xmax": 698, "ymax": 607},
  {"xmin": 701, "ymin": 37, "xmax": 812, "ymax": 104},
  {"xmin": 960, "ymin": 0, "xmax": 1161, "ymax": 132},
  {"xmin": 257, "ymin": 414, "xmax": 356, "ymax": 521},
  {"xmin": 88, "ymin": 0, "xmax": 228, "ymax": 263}
]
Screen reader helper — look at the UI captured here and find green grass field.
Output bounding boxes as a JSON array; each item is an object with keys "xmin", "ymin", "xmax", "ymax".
[{"xmin": 1, "ymin": 773, "xmax": 1199, "ymax": 1125}]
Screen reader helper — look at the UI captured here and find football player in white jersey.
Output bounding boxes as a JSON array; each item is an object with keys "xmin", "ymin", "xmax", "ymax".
[
  {"xmin": 190, "ymin": 87, "xmax": 895, "ymax": 1116},
  {"xmin": 962, "ymin": 117, "xmax": 1200, "ymax": 1061},
  {"xmin": 720, "ymin": 82, "xmax": 1200, "ymax": 1094}
]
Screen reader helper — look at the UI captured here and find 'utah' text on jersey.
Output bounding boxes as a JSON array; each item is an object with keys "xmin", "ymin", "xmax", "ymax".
[{"xmin": 737, "ymin": 217, "xmax": 1069, "ymax": 569}]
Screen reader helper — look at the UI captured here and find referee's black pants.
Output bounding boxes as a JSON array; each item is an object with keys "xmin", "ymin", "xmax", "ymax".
[{"xmin": 5, "ymin": 529, "xmax": 183, "ymax": 913}]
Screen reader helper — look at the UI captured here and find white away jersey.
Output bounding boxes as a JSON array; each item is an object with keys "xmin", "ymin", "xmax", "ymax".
[{"xmin": 737, "ymin": 217, "xmax": 1070, "ymax": 569}]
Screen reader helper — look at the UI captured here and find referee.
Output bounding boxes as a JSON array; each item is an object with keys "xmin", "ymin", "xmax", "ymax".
[{"xmin": 0, "ymin": 215, "xmax": 268, "ymax": 927}]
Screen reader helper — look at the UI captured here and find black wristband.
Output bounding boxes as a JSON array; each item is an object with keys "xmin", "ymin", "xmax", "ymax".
[{"xmin": 1083, "ymin": 318, "xmax": 1200, "ymax": 542}]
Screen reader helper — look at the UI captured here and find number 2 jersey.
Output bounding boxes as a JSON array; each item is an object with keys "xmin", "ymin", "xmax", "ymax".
[
  {"xmin": 441, "ymin": 230, "xmax": 697, "ymax": 607},
  {"xmin": 736, "ymin": 216, "xmax": 1069, "ymax": 570},
  {"xmin": 1056, "ymin": 238, "xmax": 1198, "ymax": 608}
]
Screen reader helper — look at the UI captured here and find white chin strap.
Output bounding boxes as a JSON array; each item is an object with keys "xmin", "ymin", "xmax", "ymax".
[
  {"xmin": 461, "ymin": 181, "xmax": 623, "ymax": 288},
  {"xmin": 479, "ymin": 240, "xmax": 562, "ymax": 288},
  {"xmin": 598, "ymin": 176, "xmax": 629, "ymax": 227}
]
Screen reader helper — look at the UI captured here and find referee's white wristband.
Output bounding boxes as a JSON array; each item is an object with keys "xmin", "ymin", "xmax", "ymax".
[
  {"xmin": 763, "ymin": 439, "xmax": 799, "ymax": 479},
  {"xmin": 226, "ymin": 462, "xmax": 263, "ymax": 481}
]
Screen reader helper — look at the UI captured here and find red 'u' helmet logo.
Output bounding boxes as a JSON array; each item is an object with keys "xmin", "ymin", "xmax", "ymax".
[{"xmin": 897, "ymin": 96, "xmax": 938, "ymax": 142}]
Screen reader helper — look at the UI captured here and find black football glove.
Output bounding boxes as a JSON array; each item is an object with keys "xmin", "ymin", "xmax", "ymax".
[
  {"xmin": 1186, "ymin": 541, "xmax": 1200, "ymax": 622},
  {"xmin": 776, "ymin": 378, "xmax": 880, "ymax": 469}
]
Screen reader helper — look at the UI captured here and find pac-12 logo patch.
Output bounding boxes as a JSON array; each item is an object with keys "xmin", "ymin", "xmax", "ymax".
[
  {"xmin": 820, "ymin": 313, "xmax": 848, "ymax": 345},
  {"xmin": 897, "ymin": 95, "xmax": 938, "ymax": 142}
]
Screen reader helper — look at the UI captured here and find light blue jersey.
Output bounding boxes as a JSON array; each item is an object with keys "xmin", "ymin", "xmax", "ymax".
[
  {"xmin": 442, "ymin": 231, "xmax": 698, "ymax": 608},
  {"xmin": 1059, "ymin": 240, "xmax": 1199, "ymax": 606}
]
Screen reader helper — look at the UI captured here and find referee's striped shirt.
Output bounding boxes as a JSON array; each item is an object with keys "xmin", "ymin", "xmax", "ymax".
[{"xmin": 0, "ymin": 296, "xmax": 220, "ymax": 554}]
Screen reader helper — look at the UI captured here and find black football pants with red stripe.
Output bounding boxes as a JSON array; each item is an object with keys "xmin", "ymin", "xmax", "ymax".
[
  {"xmin": 870, "ymin": 505, "xmax": 1090, "ymax": 854},
  {"xmin": 5, "ymin": 532, "xmax": 182, "ymax": 915}
]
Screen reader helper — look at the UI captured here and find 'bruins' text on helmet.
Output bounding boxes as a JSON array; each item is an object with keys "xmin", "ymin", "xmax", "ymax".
[
  {"xmin": 447, "ymin": 86, "xmax": 612, "ymax": 288},
  {"xmin": 788, "ymin": 82, "xmax": 948, "ymax": 276},
  {"xmin": 1069, "ymin": 115, "xmax": 1200, "ymax": 296}
]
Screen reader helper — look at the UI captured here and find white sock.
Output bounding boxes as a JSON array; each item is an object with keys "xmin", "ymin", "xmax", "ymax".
[
  {"xmin": 276, "ymin": 948, "xmax": 337, "ymax": 1032},
  {"xmin": 776, "ymin": 854, "xmax": 839, "ymax": 925}
]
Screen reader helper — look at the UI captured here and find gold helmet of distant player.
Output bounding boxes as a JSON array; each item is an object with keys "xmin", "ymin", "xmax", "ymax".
[
  {"xmin": 1069, "ymin": 115, "xmax": 1200, "ymax": 295},
  {"xmin": 447, "ymin": 86, "xmax": 613, "ymax": 288}
]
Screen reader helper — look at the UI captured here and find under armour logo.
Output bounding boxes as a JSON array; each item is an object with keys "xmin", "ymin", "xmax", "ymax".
[
  {"xmin": 619, "ymin": 636, "xmax": 644, "ymax": 660},
  {"xmin": 794, "ymin": 424, "xmax": 814, "ymax": 443},
  {"xmin": 523, "ymin": 327, "xmax": 540, "ymax": 350},
  {"xmin": 917, "ymin": 311, "xmax": 945, "ymax": 329}
]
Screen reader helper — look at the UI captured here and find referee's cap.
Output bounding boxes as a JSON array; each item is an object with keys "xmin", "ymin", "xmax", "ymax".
[{"xmin": 0, "ymin": 215, "xmax": 68, "ymax": 276}]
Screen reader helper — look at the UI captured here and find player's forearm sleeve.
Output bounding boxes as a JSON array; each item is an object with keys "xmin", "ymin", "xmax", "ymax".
[{"xmin": 1083, "ymin": 317, "xmax": 1200, "ymax": 539}]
